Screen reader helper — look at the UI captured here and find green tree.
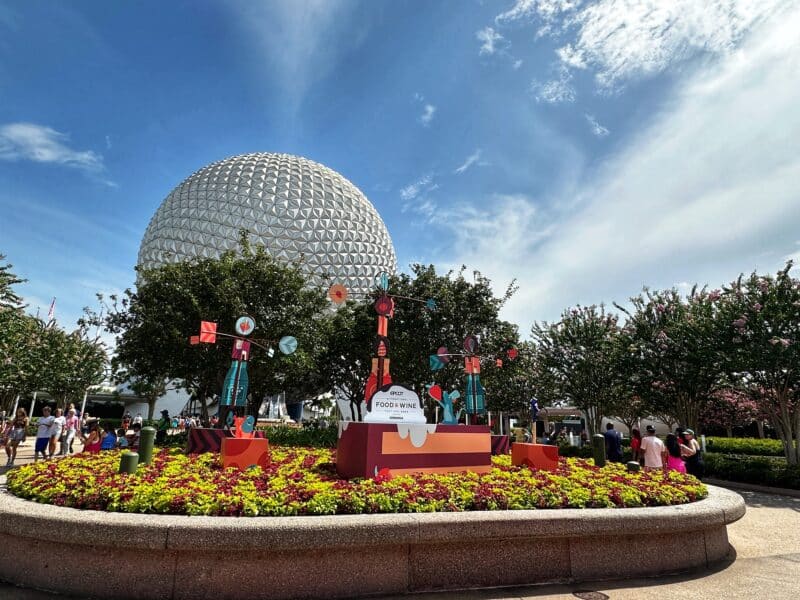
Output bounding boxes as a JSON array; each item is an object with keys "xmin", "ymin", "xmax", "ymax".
[
  {"xmin": 100, "ymin": 240, "xmax": 328, "ymax": 421},
  {"xmin": 616, "ymin": 287, "xmax": 726, "ymax": 432},
  {"xmin": 530, "ymin": 305, "xmax": 622, "ymax": 435},
  {"xmin": 39, "ymin": 323, "xmax": 107, "ymax": 409},
  {"xmin": 718, "ymin": 264, "xmax": 800, "ymax": 463},
  {"xmin": 317, "ymin": 264, "xmax": 522, "ymax": 421}
]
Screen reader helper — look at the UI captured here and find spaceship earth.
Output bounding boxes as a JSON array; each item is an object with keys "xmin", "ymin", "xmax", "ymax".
[{"xmin": 138, "ymin": 153, "xmax": 397, "ymax": 295}]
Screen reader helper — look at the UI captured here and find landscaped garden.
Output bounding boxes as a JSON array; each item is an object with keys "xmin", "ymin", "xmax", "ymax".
[{"xmin": 6, "ymin": 447, "xmax": 706, "ymax": 516}]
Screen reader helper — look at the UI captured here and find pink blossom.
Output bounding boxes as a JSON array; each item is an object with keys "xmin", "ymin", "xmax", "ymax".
[
  {"xmin": 732, "ymin": 317, "xmax": 747, "ymax": 329},
  {"xmin": 708, "ymin": 290, "xmax": 721, "ymax": 301},
  {"xmin": 656, "ymin": 304, "xmax": 666, "ymax": 313},
  {"xmin": 752, "ymin": 303, "xmax": 762, "ymax": 312}
]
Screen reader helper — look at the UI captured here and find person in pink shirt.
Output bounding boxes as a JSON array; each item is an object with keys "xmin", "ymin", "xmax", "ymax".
[{"xmin": 61, "ymin": 408, "xmax": 81, "ymax": 455}]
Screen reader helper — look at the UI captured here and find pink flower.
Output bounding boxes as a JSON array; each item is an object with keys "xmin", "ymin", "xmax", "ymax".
[
  {"xmin": 709, "ymin": 290, "xmax": 721, "ymax": 301},
  {"xmin": 752, "ymin": 303, "xmax": 762, "ymax": 312}
]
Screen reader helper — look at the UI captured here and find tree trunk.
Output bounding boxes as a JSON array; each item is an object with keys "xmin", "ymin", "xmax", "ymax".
[
  {"xmin": 726, "ymin": 426, "xmax": 733, "ymax": 438},
  {"xmin": 146, "ymin": 396, "xmax": 156, "ymax": 421},
  {"xmin": 757, "ymin": 420, "xmax": 765, "ymax": 439}
]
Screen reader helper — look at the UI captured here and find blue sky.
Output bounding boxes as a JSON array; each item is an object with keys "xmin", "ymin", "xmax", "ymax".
[{"xmin": 1, "ymin": 0, "xmax": 799, "ymax": 336}]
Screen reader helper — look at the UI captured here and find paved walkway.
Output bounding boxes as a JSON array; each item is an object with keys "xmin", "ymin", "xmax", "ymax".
[{"xmin": 0, "ymin": 454, "xmax": 797, "ymax": 599}]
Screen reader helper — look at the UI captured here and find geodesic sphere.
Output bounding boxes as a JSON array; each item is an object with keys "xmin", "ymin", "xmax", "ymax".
[{"xmin": 138, "ymin": 153, "xmax": 397, "ymax": 295}]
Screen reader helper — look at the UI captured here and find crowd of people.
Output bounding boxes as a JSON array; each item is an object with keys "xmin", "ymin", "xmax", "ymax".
[{"xmin": 1, "ymin": 404, "xmax": 150, "ymax": 466}]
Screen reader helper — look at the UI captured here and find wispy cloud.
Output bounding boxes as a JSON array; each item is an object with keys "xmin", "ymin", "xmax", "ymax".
[
  {"xmin": 230, "ymin": 1, "xmax": 363, "ymax": 115},
  {"xmin": 0, "ymin": 122, "xmax": 104, "ymax": 172},
  {"xmin": 454, "ymin": 149, "xmax": 486, "ymax": 174},
  {"xmin": 419, "ymin": 104, "xmax": 436, "ymax": 126},
  {"xmin": 498, "ymin": 0, "xmax": 784, "ymax": 100},
  {"xmin": 531, "ymin": 68, "xmax": 574, "ymax": 103},
  {"xmin": 413, "ymin": 93, "xmax": 437, "ymax": 126},
  {"xmin": 584, "ymin": 114, "xmax": 609, "ymax": 137},
  {"xmin": 400, "ymin": 174, "xmax": 435, "ymax": 201},
  {"xmin": 513, "ymin": 59, "xmax": 523, "ymax": 70},
  {"xmin": 438, "ymin": 4, "xmax": 800, "ymax": 334},
  {"xmin": 476, "ymin": 26, "xmax": 505, "ymax": 56}
]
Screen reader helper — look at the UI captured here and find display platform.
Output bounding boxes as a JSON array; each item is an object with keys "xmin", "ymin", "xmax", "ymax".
[
  {"xmin": 336, "ymin": 421, "xmax": 491, "ymax": 479},
  {"xmin": 186, "ymin": 427, "xmax": 267, "ymax": 454},
  {"xmin": 221, "ymin": 437, "xmax": 270, "ymax": 470}
]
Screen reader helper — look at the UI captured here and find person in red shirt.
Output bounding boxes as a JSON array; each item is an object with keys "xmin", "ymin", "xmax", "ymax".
[{"xmin": 630, "ymin": 427, "xmax": 642, "ymax": 464}]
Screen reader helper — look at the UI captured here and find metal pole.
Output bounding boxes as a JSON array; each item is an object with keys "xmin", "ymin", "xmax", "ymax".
[
  {"xmin": 29, "ymin": 391, "xmax": 37, "ymax": 415},
  {"xmin": 79, "ymin": 390, "xmax": 88, "ymax": 418},
  {"xmin": 12, "ymin": 394, "xmax": 20, "ymax": 416}
]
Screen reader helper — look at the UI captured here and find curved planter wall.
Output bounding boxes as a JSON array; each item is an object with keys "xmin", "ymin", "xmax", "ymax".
[{"xmin": 0, "ymin": 480, "xmax": 744, "ymax": 600}]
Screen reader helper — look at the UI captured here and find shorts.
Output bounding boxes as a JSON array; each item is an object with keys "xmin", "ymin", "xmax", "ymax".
[
  {"xmin": 35, "ymin": 437, "xmax": 50, "ymax": 453},
  {"xmin": 10, "ymin": 429, "xmax": 25, "ymax": 442}
]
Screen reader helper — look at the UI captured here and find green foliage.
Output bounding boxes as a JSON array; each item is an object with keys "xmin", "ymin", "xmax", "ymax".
[
  {"xmin": 0, "ymin": 255, "xmax": 106, "ymax": 412},
  {"xmin": 258, "ymin": 424, "xmax": 337, "ymax": 448},
  {"xmin": 704, "ymin": 452, "xmax": 800, "ymax": 489},
  {"xmin": 705, "ymin": 437, "xmax": 787, "ymax": 457},
  {"xmin": 6, "ymin": 448, "xmax": 707, "ymax": 516},
  {"xmin": 318, "ymin": 264, "xmax": 525, "ymax": 418},
  {"xmin": 530, "ymin": 305, "xmax": 623, "ymax": 435},
  {"xmin": 98, "ymin": 238, "xmax": 328, "ymax": 419},
  {"xmin": 717, "ymin": 264, "xmax": 800, "ymax": 464},
  {"xmin": 615, "ymin": 287, "xmax": 727, "ymax": 432}
]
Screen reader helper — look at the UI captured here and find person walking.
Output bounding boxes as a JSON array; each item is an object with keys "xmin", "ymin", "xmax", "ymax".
[
  {"xmin": 34, "ymin": 406, "xmax": 55, "ymax": 462},
  {"xmin": 5, "ymin": 408, "xmax": 29, "ymax": 466},
  {"xmin": 664, "ymin": 434, "xmax": 688, "ymax": 473},
  {"xmin": 681, "ymin": 429, "xmax": 704, "ymax": 478},
  {"xmin": 49, "ymin": 407, "xmax": 65, "ymax": 459},
  {"xmin": 156, "ymin": 410, "xmax": 170, "ymax": 445},
  {"xmin": 61, "ymin": 408, "xmax": 80, "ymax": 455},
  {"xmin": 603, "ymin": 422, "xmax": 623, "ymax": 462},
  {"xmin": 640, "ymin": 425, "xmax": 666, "ymax": 470},
  {"xmin": 630, "ymin": 428, "xmax": 642, "ymax": 463}
]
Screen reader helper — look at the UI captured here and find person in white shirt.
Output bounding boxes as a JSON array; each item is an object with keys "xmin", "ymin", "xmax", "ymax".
[
  {"xmin": 49, "ymin": 407, "xmax": 66, "ymax": 458},
  {"xmin": 133, "ymin": 413, "xmax": 143, "ymax": 426},
  {"xmin": 640, "ymin": 425, "xmax": 666, "ymax": 470},
  {"xmin": 35, "ymin": 407, "xmax": 55, "ymax": 462}
]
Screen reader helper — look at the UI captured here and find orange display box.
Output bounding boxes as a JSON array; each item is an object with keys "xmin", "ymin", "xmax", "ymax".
[
  {"xmin": 336, "ymin": 422, "xmax": 491, "ymax": 479},
  {"xmin": 511, "ymin": 442, "xmax": 559, "ymax": 472},
  {"xmin": 221, "ymin": 437, "xmax": 270, "ymax": 470}
]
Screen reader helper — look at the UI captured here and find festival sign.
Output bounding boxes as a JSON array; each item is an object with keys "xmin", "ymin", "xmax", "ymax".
[{"xmin": 364, "ymin": 384, "xmax": 426, "ymax": 424}]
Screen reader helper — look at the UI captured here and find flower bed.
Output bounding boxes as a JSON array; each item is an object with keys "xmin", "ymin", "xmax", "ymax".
[{"xmin": 6, "ymin": 448, "xmax": 706, "ymax": 516}]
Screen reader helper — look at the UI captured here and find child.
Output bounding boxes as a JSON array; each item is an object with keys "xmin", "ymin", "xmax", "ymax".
[
  {"xmin": 127, "ymin": 422, "xmax": 142, "ymax": 450},
  {"xmin": 117, "ymin": 428, "xmax": 129, "ymax": 449}
]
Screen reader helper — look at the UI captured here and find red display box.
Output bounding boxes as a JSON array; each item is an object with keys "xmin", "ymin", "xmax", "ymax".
[
  {"xmin": 336, "ymin": 422, "xmax": 491, "ymax": 479},
  {"xmin": 221, "ymin": 437, "xmax": 270, "ymax": 470},
  {"xmin": 511, "ymin": 442, "xmax": 559, "ymax": 472}
]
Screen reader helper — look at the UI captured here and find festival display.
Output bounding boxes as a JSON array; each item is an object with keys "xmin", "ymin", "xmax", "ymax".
[
  {"xmin": 329, "ymin": 273, "xmax": 497, "ymax": 478},
  {"xmin": 190, "ymin": 315, "xmax": 297, "ymax": 468}
]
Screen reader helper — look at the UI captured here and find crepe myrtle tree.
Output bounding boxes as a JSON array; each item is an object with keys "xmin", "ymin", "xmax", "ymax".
[
  {"xmin": 699, "ymin": 388, "xmax": 760, "ymax": 438},
  {"xmin": 40, "ymin": 322, "xmax": 107, "ymax": 410},
  {"xmin": 615, "ymin": 287, "xmax": 728, "ymax": 433},
  {"xmin": 530, "ymin": 304, "xmax": 624, "ymax": 436},
  {"xmin": 718, "ymin": 263, "xmax": 800, "ymax": 463}
]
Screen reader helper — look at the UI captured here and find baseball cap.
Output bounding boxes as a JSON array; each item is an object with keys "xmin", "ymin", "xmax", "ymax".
[
  {"xmin": 646, "ymin": 425, "xmax": 656, "ymax": 433},
  {"xmin": 684, "ymin": 428, "xmax": 695, "ymax": 435}
]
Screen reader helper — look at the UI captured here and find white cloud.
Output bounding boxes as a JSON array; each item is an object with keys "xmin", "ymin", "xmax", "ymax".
[
  {"xmin": 584, "ymin": 114, "xmax": 609, "ymax": 137},
  {"xmin": 419, "ymin": 104, "xmax": 436, "ymax": 126},
  {"xmin": 513, "ymin": 59, "xmax": 524, "ymax": 70},
  {"xmin": 531, "ymin": 68, "xmax": 575, "ymax": 103},
  {"xmin": 436, "ymin": 5, "xmax": 800, "ymax": 334},
  {"xmin": 476, "ymin": 26, "xmax": 505, "ymax": 55},
  {"xmin": 454, "ymin": 149, "xmax": 485, "ymax": 174},
  {"xmin": 400, "ymin": 174, "xmax": 434, "ymax": 201},
  {"xmin": 0, "ymin": 123, "xmax": 104, "ymax": 172},
  {"xmin": 230, "ymin": 1, "xmax": 363, "ymax": 113},
  {"xmin": 499, "ymin": 0, "xmax": 784, "ymax": 98}
]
